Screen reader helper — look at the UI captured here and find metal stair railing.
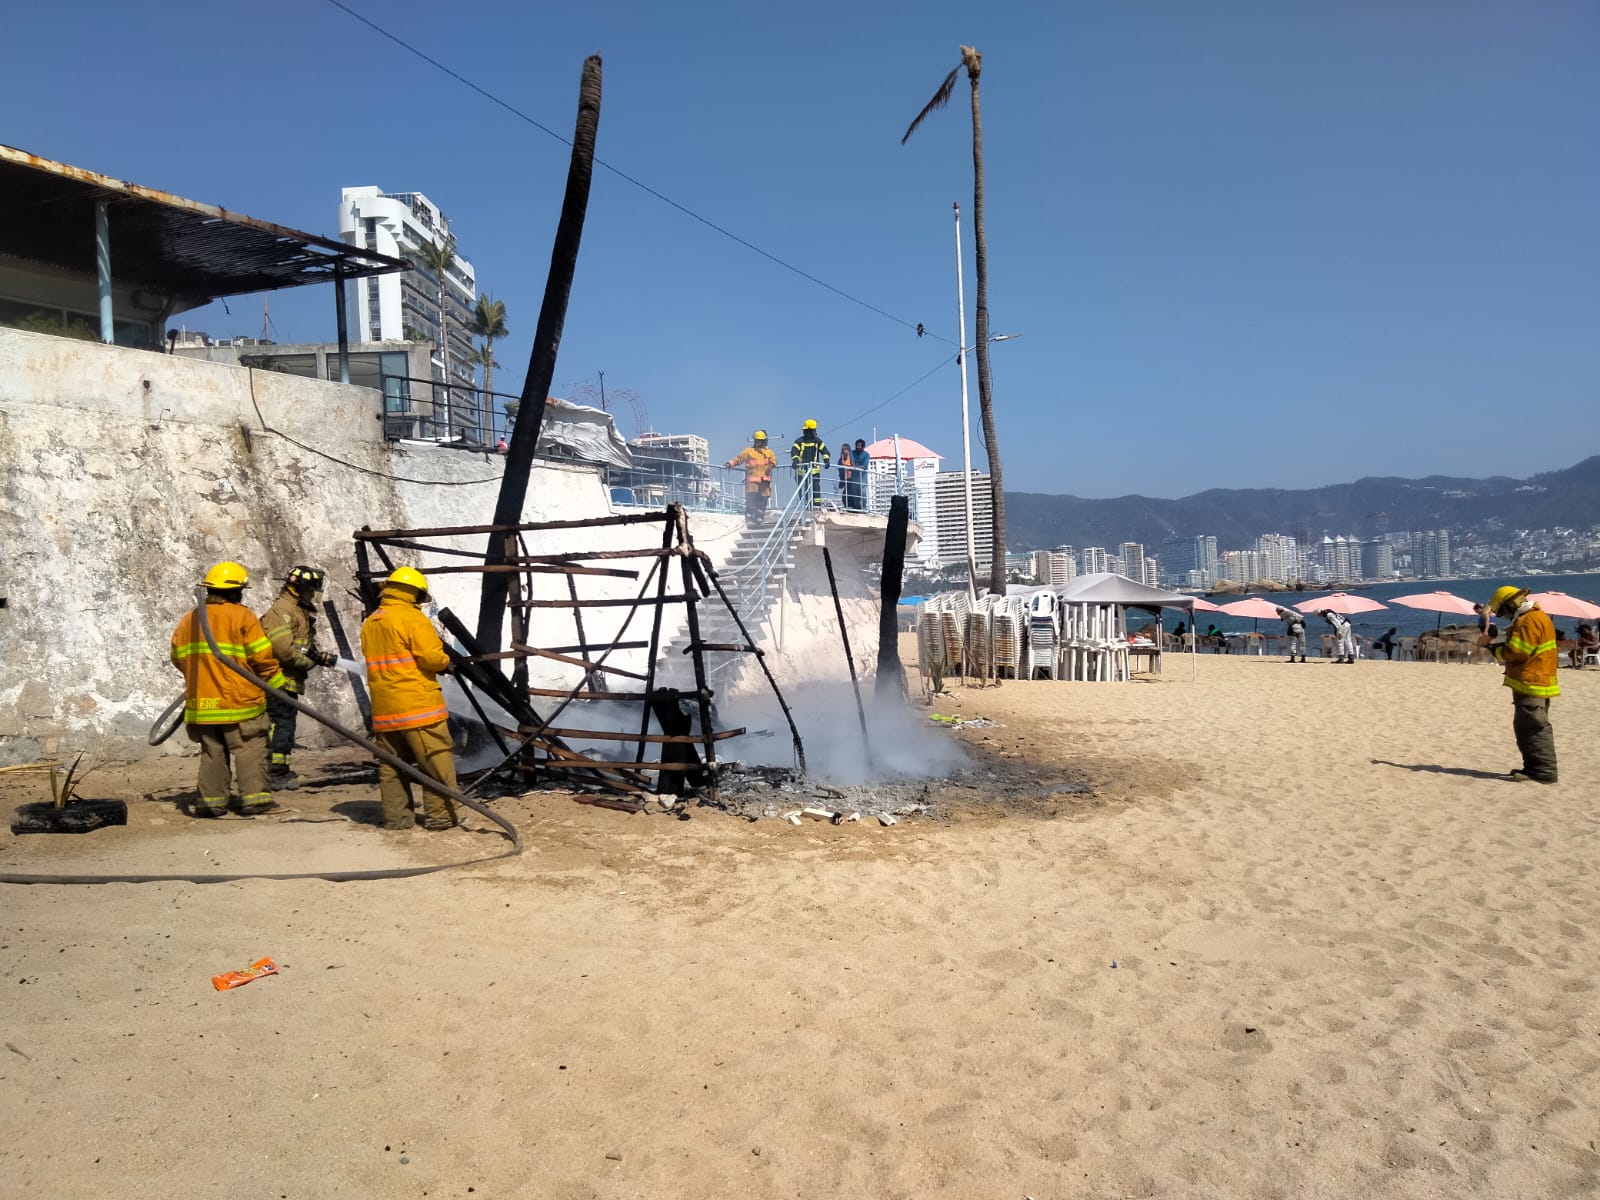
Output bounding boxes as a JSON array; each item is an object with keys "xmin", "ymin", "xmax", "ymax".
[{"xmin": 702, "ymin": 480, "xmax": 815, "ymax": 678}]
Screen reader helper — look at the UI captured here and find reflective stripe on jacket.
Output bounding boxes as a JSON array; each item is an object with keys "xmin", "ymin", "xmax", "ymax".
[
  {"xmin": 360, "ymin": 584, "xmax": 452, "ymax": 732},
  {"xmin": 727, "ymin": 446, "xmax": 777, "ymax": 493},
  {"xmin": 790, "ymin": 434, "xmax": 830, "ymax": 474},
  {"xmin": 260, "ymin": 591, "xmax": 318, "ymax": 684},
  {"xmin": 1495, "ymin": 605, "xmax": 1560, "ymax": 698},
  {"xmin": 170, "ymin": 599, "xmax": 286, "ymax": 724}
]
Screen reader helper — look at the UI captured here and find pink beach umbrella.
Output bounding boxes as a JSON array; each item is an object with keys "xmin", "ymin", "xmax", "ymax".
[
  {"xmin": 1294, "ymin": 592, "xmax": 1388, "ymax": 616},
  {"xmin": 1389, "ymin": 589, "xmax": 1477, "ymax": 632},
  {"xmin": 1190, "ymin": 597, "xmax": 1226, "ymax": 613},
  {"xmin": 1529, "ymin": 591, "xmax": 1600, "ymax": 621},
  {"xmin": 1218, "ymin": 596, "xmax": 1288, "ymax": 620}
]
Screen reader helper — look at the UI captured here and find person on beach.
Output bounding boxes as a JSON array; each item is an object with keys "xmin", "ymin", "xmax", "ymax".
[
  {"xmin": 1205, "ymin": 625, "xmax": 1228, "ymax": 653},
  {"xmin": 849, "ymin": 439, "xmax": 871, "ymax": 511},
  {"xmin": 836, "ymin": 442, "xmax": 855, "ymax": 507},
  {"xmin": 1322, "ymin": 609, "xmax": 1356, "ymax": 663},
  {"xmin": 1276, "ymin": 606, "xmax": 1308, "ymax": 663},
  {"xmin": 170, "ymin": 562, "xmax": 286, "ymax": 817},
  {"xmin": 1474, "ymin": 603, "xmax": 1499, "ymax": 640},
  {"xmin": 790, "ymin": 419, "xmax": 830, "ymax": 508},
  {"xmin": 1574, "ymin": 624, "xmax": 1599, "ymax": 668},
  {"xmin": 360, "ymin": 567, "xmax": 460, "ymax": 831},
  {"xmin": 1374, "ymin": 627, "xmax": 1398, "ymax": 660},
  {"xmin": 1479, "ymin": 585, "xmax": 1559, "ymax": 784}
]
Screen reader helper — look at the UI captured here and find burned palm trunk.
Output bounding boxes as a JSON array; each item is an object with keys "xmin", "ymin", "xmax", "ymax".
[
  {"xmin": 478, "ymin": 55, "xmax": 603, "ymax": 655},
  {"xmin": 876, "ymin": 495, "xmax": 909, "ymax": 701}
]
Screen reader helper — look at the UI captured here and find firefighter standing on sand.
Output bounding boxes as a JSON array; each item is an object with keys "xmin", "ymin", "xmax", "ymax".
[
  {"xmin": 790, "ymin": 419, "xmax": 830, "ymax": 508},
  {"xmin": 725, "ymin": 430, "xmax": 778, "ymax": 521},
  {"xmin": 1479, "ymin": 585, "xmax": 1560, "ymax": 784},
  {"xmin": 259, "ymin": 565, "xmax": 338, "ymax": 791},
  {"xmin": 169, "ymin": 561, "xmax": 286, "ymax": 817},
  {"xmin": 359, "ymin": 567, "xmax": 460, "ymax": 831}
]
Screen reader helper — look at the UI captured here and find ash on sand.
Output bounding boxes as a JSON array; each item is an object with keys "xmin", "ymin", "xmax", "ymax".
[{"xmin": 706, "ymin": 684, "xmax": 1091, "ymax": 823}]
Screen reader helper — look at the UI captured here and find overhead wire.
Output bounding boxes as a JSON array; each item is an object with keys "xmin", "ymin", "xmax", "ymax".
[
  {"xmin": 823, "ymin": 353, "xmax": 954, "ymax": 436},
  {"xmin": 322, "ymin": 0, "xmax": 954, "ymax": 347}
]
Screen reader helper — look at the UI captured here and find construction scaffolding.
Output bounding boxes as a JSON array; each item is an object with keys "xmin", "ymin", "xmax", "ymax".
[{"xmin": 351, "ymin": 504, "xmax": 805, "ymax": 811}]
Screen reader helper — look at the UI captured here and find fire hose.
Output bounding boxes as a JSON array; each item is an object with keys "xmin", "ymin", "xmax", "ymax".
[{"xmin": 0, "ymin": 588, "xmax": 522, "ymax": 886}]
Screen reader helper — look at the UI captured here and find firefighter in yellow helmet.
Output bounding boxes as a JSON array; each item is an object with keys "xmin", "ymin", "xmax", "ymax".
[
  {"xmin": 725, "ymin": 429, "xmax": 778, "ymax": 522},
  {"xmin": 169, "ymin": 561, "xmax": 287, "ymax": 817},
  {"xmin": 259, "ymin": 565, "xmax": 339, "ymax": 791},
  {"xmin": 790, "ymin": 418, "xmax": 830, "ymax": 508},
  {"xmin": 359, "ymin": 567, "xmax": 459, "ymax": 830},
  {"xmin": 1478, "ymin": 585, "xmax": 1559, "ymax": 783}
]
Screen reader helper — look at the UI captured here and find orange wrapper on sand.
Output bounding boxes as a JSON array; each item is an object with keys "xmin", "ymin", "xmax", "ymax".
[{"xmin": 212, "ymin": 957, "xmax": 279, "ymax": 991}]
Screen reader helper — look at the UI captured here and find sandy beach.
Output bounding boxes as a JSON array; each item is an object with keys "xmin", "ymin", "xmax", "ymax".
[{"xmin": 2, "ymin": 652, "xmax": 1597, "ymax": 1199}]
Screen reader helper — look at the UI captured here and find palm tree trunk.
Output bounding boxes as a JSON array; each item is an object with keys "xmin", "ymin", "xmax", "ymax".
[
  {"xmin": 963, "ymin": 45, "xmax": 1007, "ymax": 597},
  {"xmin": 477, "ymin": 55, "xmax": 603, "ymax": 654},
  {"xmin": 482, "ymin": 338, "xmax": 495, "ymax": 439}
]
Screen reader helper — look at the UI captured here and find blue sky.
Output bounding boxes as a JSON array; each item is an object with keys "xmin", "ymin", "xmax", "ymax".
[{"xmin": 5, "ymin": 2, "xmax": 1597, "ymax": 496}]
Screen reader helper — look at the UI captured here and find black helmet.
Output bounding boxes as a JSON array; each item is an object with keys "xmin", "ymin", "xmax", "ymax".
[{"xmin": 285, "ymin": 565, "xmax": 326, "ymax": 596}]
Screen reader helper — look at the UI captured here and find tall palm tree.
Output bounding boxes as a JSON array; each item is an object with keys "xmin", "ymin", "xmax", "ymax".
[
  {"xmin": 413, "ymin": 235, "xmax": 460, "ymax": 433},
  {"xmin": 468, "ymin": 294, "xmax": 509, "ymax": 440},
  {"xmin": 903, "ymin": 46, "xmax": 1007, "ymax": 596},
  {"xmin": 465, "ymin": 342, "xmax": 501, "ymax": 441}
]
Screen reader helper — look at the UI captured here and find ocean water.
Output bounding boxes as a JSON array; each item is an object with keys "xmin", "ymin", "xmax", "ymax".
[{"xmin": 1189, "ymin": 572, "xmax": 1600, "ymax": 641}]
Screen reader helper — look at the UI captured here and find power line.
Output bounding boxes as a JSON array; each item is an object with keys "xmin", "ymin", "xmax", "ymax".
[
  {"xmin": 823, "ymin": 354, "xmax": 954, "ymax": 435},
  {"xmin": 322, "ymin": 0, "xmax": 955, "ymax": 347}
]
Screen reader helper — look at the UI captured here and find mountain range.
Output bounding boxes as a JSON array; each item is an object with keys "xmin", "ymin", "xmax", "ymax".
[{"xmin": 1005, "ymin": 455, "xmax": 1600, "ymax": 552}]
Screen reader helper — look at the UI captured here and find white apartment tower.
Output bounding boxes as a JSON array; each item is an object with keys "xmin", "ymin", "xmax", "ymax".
[
  {"xmin": 338, "ymin": 187, "xmax": 478, "ymax": 423},
  {"xmin": 933, "ymin": 470, "xmax": 995, "ymax": 572}
]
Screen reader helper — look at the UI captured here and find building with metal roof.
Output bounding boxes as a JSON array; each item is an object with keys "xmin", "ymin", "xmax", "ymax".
[{"xmin": 0, "ymin": 144, "xmax": 409, "ymax": 380}]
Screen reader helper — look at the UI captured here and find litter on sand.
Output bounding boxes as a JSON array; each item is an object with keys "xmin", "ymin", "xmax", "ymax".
[
  {"xmin": 929, "ymin": 714, "xmax": 1000, "ymax": 730},
  {"xmin": 212, "ymin": 957, "xmax": 280, "ymax": 991}
]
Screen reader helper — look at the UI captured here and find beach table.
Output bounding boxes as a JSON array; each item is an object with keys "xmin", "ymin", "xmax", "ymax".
[{"xmin": 1128, "ymin": 641, "xmax": 1161, "ymax": 674}]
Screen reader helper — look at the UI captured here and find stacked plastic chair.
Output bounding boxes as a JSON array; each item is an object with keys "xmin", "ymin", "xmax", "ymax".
[
  {"xmin": 980, "ymin": 594, "xmax": 1027, "ymax": 679},
  {"xmin": 1060, "ymin": 600, "xmax": 1130, "ymax": 682},
  {"xmin": 1028, "ymin": 592, "xmax": 1060, "ymax": 680}
]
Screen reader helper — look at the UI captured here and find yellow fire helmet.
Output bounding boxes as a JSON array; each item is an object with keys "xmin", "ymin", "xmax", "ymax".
[
  {"xmin": 753, "ymin": 429, "xmax": 768, "ymax": 441},
  {"xmin": 388, "ymin": 566, "xmax": 430, "ymax": 595},
  {"xmin": 1489, "ymin": 585, "xmax": 1526, "ymax": 616},
  {"xmin": 202, "ymin": 561, "xmax": 250, "ymax": 590},
  {"xmin": 802, "ymin": 419, "xmax": 818, "ymax": 430}
]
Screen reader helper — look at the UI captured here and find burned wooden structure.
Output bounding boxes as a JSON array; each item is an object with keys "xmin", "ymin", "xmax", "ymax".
[{"xmin": 352, "ymin": 504, "xmax": 804, "ymax": 809}]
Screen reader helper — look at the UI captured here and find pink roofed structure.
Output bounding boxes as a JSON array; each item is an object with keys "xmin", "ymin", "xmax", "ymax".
[{"xmin": 863, "ymin": 436, "xmax": 940, "ymax": 461}]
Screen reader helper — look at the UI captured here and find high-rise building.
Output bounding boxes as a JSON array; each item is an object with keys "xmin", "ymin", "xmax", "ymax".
[
  {"xmin": 1362, "ymin": 539, "xmax": 1394, "ymax": 580},
  {"xmin": 1118, "ymin": 543, "xmax": 1146, "ymax": 581},
  {"xmin": 1419, "ymin": 529, "xmax": 1452, "ymax": 578},
  {"xmin": 1161, "ymin": 535, "xmax": 1218, "ymax": 587},
  {"xmin": 1081, "ymin": 546, "xmax": 1110, "ymax": 575},
  {"xmin": 933, "ymin": 470, "xmax": 994, "ymax": 571},
  {"xmin": 338, "ymin": 187, "xmax": 478, "ymax": 429},
  {"xmin": 1143, "ymin": 556, "xmax": 1160, "ymax": 587},
  {"xmin": 1255, "ymin": 533, "xmax": 1299, "ymax": 584},
  {"xmin": 1031, "ymin": 548, "xmax": 1076, "ymax": 586},
  {"xmin": 861, "ymin": 437, "xmax": 941, "ymax": 567}
]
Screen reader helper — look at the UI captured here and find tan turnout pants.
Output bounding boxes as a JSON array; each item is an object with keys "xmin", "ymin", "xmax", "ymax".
[
  {"xmin": 374, "ymin": 719, "xmax": 459, "ymax": 829},
  {"xmin": 187, "ymin": 715, "xmax": 270, "ymax": 814}
]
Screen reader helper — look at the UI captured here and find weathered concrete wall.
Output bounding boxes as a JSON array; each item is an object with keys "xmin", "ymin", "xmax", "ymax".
[{"xmin": 0, "ymin": 328, "xmax": 745, "ymax": 763}]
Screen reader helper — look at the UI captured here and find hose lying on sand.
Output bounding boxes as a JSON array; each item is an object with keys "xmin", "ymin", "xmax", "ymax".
[{"xmin": 0, "ymin": 587, "xmax": 522, "ymax": 886}]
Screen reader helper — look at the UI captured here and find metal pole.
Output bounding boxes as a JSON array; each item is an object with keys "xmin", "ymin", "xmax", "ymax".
[
  {"xmin": 953, "ymin": 202, "xmax": 978, "ymax": 600},
  {"xmin": 822, "ymin": 547, "xmax": 871, "ymax": 757},
  {"xmin": 334, "ymin": 268, "xmax": 351, "ymax": 384},
  {"xmin": 94, "ymin": 201, "xmax": 114, "ymax": 345}
]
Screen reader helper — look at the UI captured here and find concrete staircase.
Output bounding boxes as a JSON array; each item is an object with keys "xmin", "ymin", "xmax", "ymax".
[{"xmin": 659, "ymin": 517, "xmax": 810, "ymax": 683}]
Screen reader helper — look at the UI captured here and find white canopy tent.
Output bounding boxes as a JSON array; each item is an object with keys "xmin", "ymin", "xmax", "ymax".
[{"xmin": 1054, "ymin": 573, "xmax": 1200, "ymax": 681}]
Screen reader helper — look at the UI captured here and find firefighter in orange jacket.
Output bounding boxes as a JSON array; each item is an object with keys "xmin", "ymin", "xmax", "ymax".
[
  {"xmin": 360, "ymin": 567, "xmax": 459, "ymax": 831},
  {"xmin": 169, "ymin": 561, "xmax": 287, "ymax": 817},
  {"xmin": 725, "ymin": 430, "xmax": 777, "ymax": 521},
  {"xmin": 1479, "ymin": 585, "xmax": 1560, "ymax": 783}
]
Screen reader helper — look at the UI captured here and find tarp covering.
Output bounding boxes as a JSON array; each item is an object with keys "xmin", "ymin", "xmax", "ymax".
[
  {"xmin": 536, "ymin": 398, "xmax": 633, "ymax": 469},
  {"xmin": 1056, "ymin": 572, "xmax": 1196, "ymax": 610}
]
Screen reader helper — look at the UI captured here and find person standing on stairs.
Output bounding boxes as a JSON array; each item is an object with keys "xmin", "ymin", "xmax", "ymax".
[{"xmin": 725, "ymin": 430, "xmax": 777, "ymax": 521}]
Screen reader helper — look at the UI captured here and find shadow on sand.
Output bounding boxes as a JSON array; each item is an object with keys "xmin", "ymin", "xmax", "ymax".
[{"xmin": 1370, "ymin": 759, "xmax": 1510, "ymax": 782}]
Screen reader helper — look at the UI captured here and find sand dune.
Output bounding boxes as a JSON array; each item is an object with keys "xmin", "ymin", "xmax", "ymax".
[{"xmin": 2, "ymin": 654, "xmax": 1596, "ymax": 1198}]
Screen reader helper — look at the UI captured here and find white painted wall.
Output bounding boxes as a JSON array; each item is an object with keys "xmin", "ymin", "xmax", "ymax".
[{"xmin": 0, "ymin": 329, "xmax": 748, "ymax": 763}]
